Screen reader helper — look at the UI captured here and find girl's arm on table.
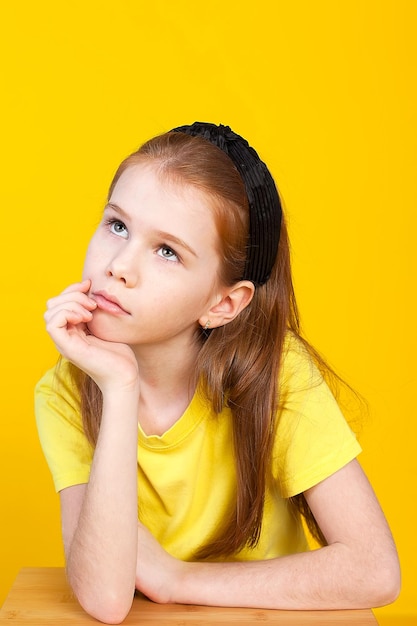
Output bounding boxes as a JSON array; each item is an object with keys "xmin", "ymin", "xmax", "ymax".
[
  {"xmin": 136, "ymin": 459, "xmax": 400, "ymax": 610},
  {"xmin": 45, "ymin": 281, "xmax": 140, "ymax": 624},
  {"xmin": 60, "ymin": 389, "xmax": 139, "ymax": 624}
]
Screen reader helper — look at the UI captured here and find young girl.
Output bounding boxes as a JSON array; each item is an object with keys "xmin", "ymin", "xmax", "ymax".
[{"xmin": 35, "ymin": 122, "xmax": 400, "ymax": 624}]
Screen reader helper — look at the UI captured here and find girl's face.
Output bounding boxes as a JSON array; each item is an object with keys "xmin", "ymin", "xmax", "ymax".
[{"xmin": 83, "ymin": 164, "xmax": 226, "ymax": 352}]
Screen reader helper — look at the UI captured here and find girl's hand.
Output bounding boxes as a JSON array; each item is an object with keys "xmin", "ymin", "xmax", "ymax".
[
  {"xmin": 136, "ymin": 523, "xmax": 186, "ymax": 604},
  {"xmin": 44, "ymin": 280, "xmax": 139, "ymax": 393}
]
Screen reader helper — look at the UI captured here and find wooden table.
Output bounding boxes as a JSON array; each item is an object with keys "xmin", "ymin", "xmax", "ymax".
[{"xmin": 0, "ymin": 568, "xmax": 378, "ymax": 625}]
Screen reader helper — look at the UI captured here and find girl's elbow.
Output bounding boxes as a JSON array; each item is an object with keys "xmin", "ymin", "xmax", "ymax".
[
  {"xmin": 66, "ymin": 563, "xmax": 136, "ymax": 623},
  {"xmin": 76, "ymin": 587, "xmax": 134, "ymax": 624},
  {"xmin": 369, "ymin": 552, "xmax": 401, "ymax": 608},
  {"xmin": 81, "ymin": 599, "xmax": 132, "ymax": 624},
  {"xmin": 378, "ymin": 567, "xmax": 401, "ymax": 607}
]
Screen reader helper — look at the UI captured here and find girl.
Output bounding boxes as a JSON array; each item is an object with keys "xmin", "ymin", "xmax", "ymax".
[{"xmin": 35, "ymin": 122, "xmax": 400, "ymax": 624}]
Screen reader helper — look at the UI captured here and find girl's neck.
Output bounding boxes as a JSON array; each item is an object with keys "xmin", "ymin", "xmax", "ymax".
[{"xmin": 132, "ymin": 337, "xmax": 200, "ymax": 436}]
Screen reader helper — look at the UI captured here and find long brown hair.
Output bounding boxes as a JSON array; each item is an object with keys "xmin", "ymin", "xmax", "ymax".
[{"xmin": 70, "ymin": 131, "xmax": 340, "ymax": 557}]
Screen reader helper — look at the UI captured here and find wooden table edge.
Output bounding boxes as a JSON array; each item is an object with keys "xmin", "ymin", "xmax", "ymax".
[{"xmin": 1, "ymin": 567, "xmax": 379, "ymax": 624}]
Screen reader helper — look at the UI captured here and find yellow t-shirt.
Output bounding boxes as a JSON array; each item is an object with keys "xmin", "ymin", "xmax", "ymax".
[{"xmin": 35, "ymin": 336, "xmax": 361, "ymax": 562}]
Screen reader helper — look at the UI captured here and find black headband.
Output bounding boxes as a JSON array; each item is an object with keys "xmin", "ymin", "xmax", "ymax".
[{"xmin": 171, "ymin": 122, "xmax": 282, "ymax": 286}]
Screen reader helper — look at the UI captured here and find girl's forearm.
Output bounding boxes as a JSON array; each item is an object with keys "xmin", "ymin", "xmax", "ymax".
[
  {"xmin": 66, "ymin": 389, "xmax": 139, "ymax": 623},
  {"xmin": 175, "ymin": 543, "xmax": 398, "ymax": 611}
]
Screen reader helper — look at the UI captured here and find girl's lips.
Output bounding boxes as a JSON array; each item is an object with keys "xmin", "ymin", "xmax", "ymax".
[{"xmin": 92, "ymin": 292, "xmax": 130, "ymax": 315}]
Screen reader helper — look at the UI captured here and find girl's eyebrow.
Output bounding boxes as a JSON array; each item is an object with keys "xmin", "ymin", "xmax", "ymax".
[
  {"xmin": 105, "ymin": 202, "xmax": 198, "ymax": 258},
  {"xmin": 104, "ymin": 202, "xmax": 129, "ymax": 219},
  {"xmin": 155, "ymin": 231, "xmax": 198, "ymax": 258}
]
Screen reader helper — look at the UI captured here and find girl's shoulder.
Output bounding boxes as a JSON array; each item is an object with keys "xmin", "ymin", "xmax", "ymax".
[
  {"xmin": 35, "ymin": 358, "xmax": 82, "ymax": 419},
  {"xmin": 280, "ymin": 332, "xmax": 323, "ymax": 392},
  {"xmin": 274, "ymin": 333, "xmax": 362, "ymax": 497},
  {"xmin": 35, "ymin": 359, "xmax": 93, "ymax": 493}
]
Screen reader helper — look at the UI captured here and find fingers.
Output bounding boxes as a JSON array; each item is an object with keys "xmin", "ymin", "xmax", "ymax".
[
  {"xmin": 44, "ymin": 280, "xmax": 98, "ymax": 351},
  {"xmin": 46, "ymin": 280, "xmax": 95, "ymax": 311},
  {"xmin": 45, "ymin": 305, "xmax": 91, "ymax": 331},
  {"xmin": 45, "ymin": 281, "xmax": 96, "ymax": 319},
  {"xmin": 62, "ymin": 279, "xmax": 91, "ymax": 295},
  {"xmin": 45, "ymin": 298, "xmax": 96, "ymax": 325}
]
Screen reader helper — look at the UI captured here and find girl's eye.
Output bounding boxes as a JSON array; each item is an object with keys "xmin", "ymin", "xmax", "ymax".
[
  {"xmin": 106, "ymin": 219, "xmax": 128, "ymax": 239},
  {"xmin": 157, "ymin": 246, "xmax": 179, "ymax": 262}
]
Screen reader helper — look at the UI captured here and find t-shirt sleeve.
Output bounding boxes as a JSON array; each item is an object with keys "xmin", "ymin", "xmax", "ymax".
[
  {"xmin": 273, "ymin": 336, "xmax": 362, "ymax": 498},
  {"xmin": 35, "ymin": 360, "xmax": 93, "ymax": 492}
]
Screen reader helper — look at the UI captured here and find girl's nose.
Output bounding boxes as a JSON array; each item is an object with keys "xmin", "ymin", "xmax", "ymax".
[{"xmin": 105, "ymin": 249, "xmax": 139, "ymax": 287}]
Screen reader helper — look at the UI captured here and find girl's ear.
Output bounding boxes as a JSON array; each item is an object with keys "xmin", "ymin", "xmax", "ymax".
[{"xmin": 199, "ymin": 281, "xmax": 255, "ymax": 329}]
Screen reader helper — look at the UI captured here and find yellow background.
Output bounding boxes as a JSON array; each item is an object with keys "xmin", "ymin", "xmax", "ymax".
[{"xmin": 1, "ymin": 1, "xmax": 415, "ymax": 622}]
